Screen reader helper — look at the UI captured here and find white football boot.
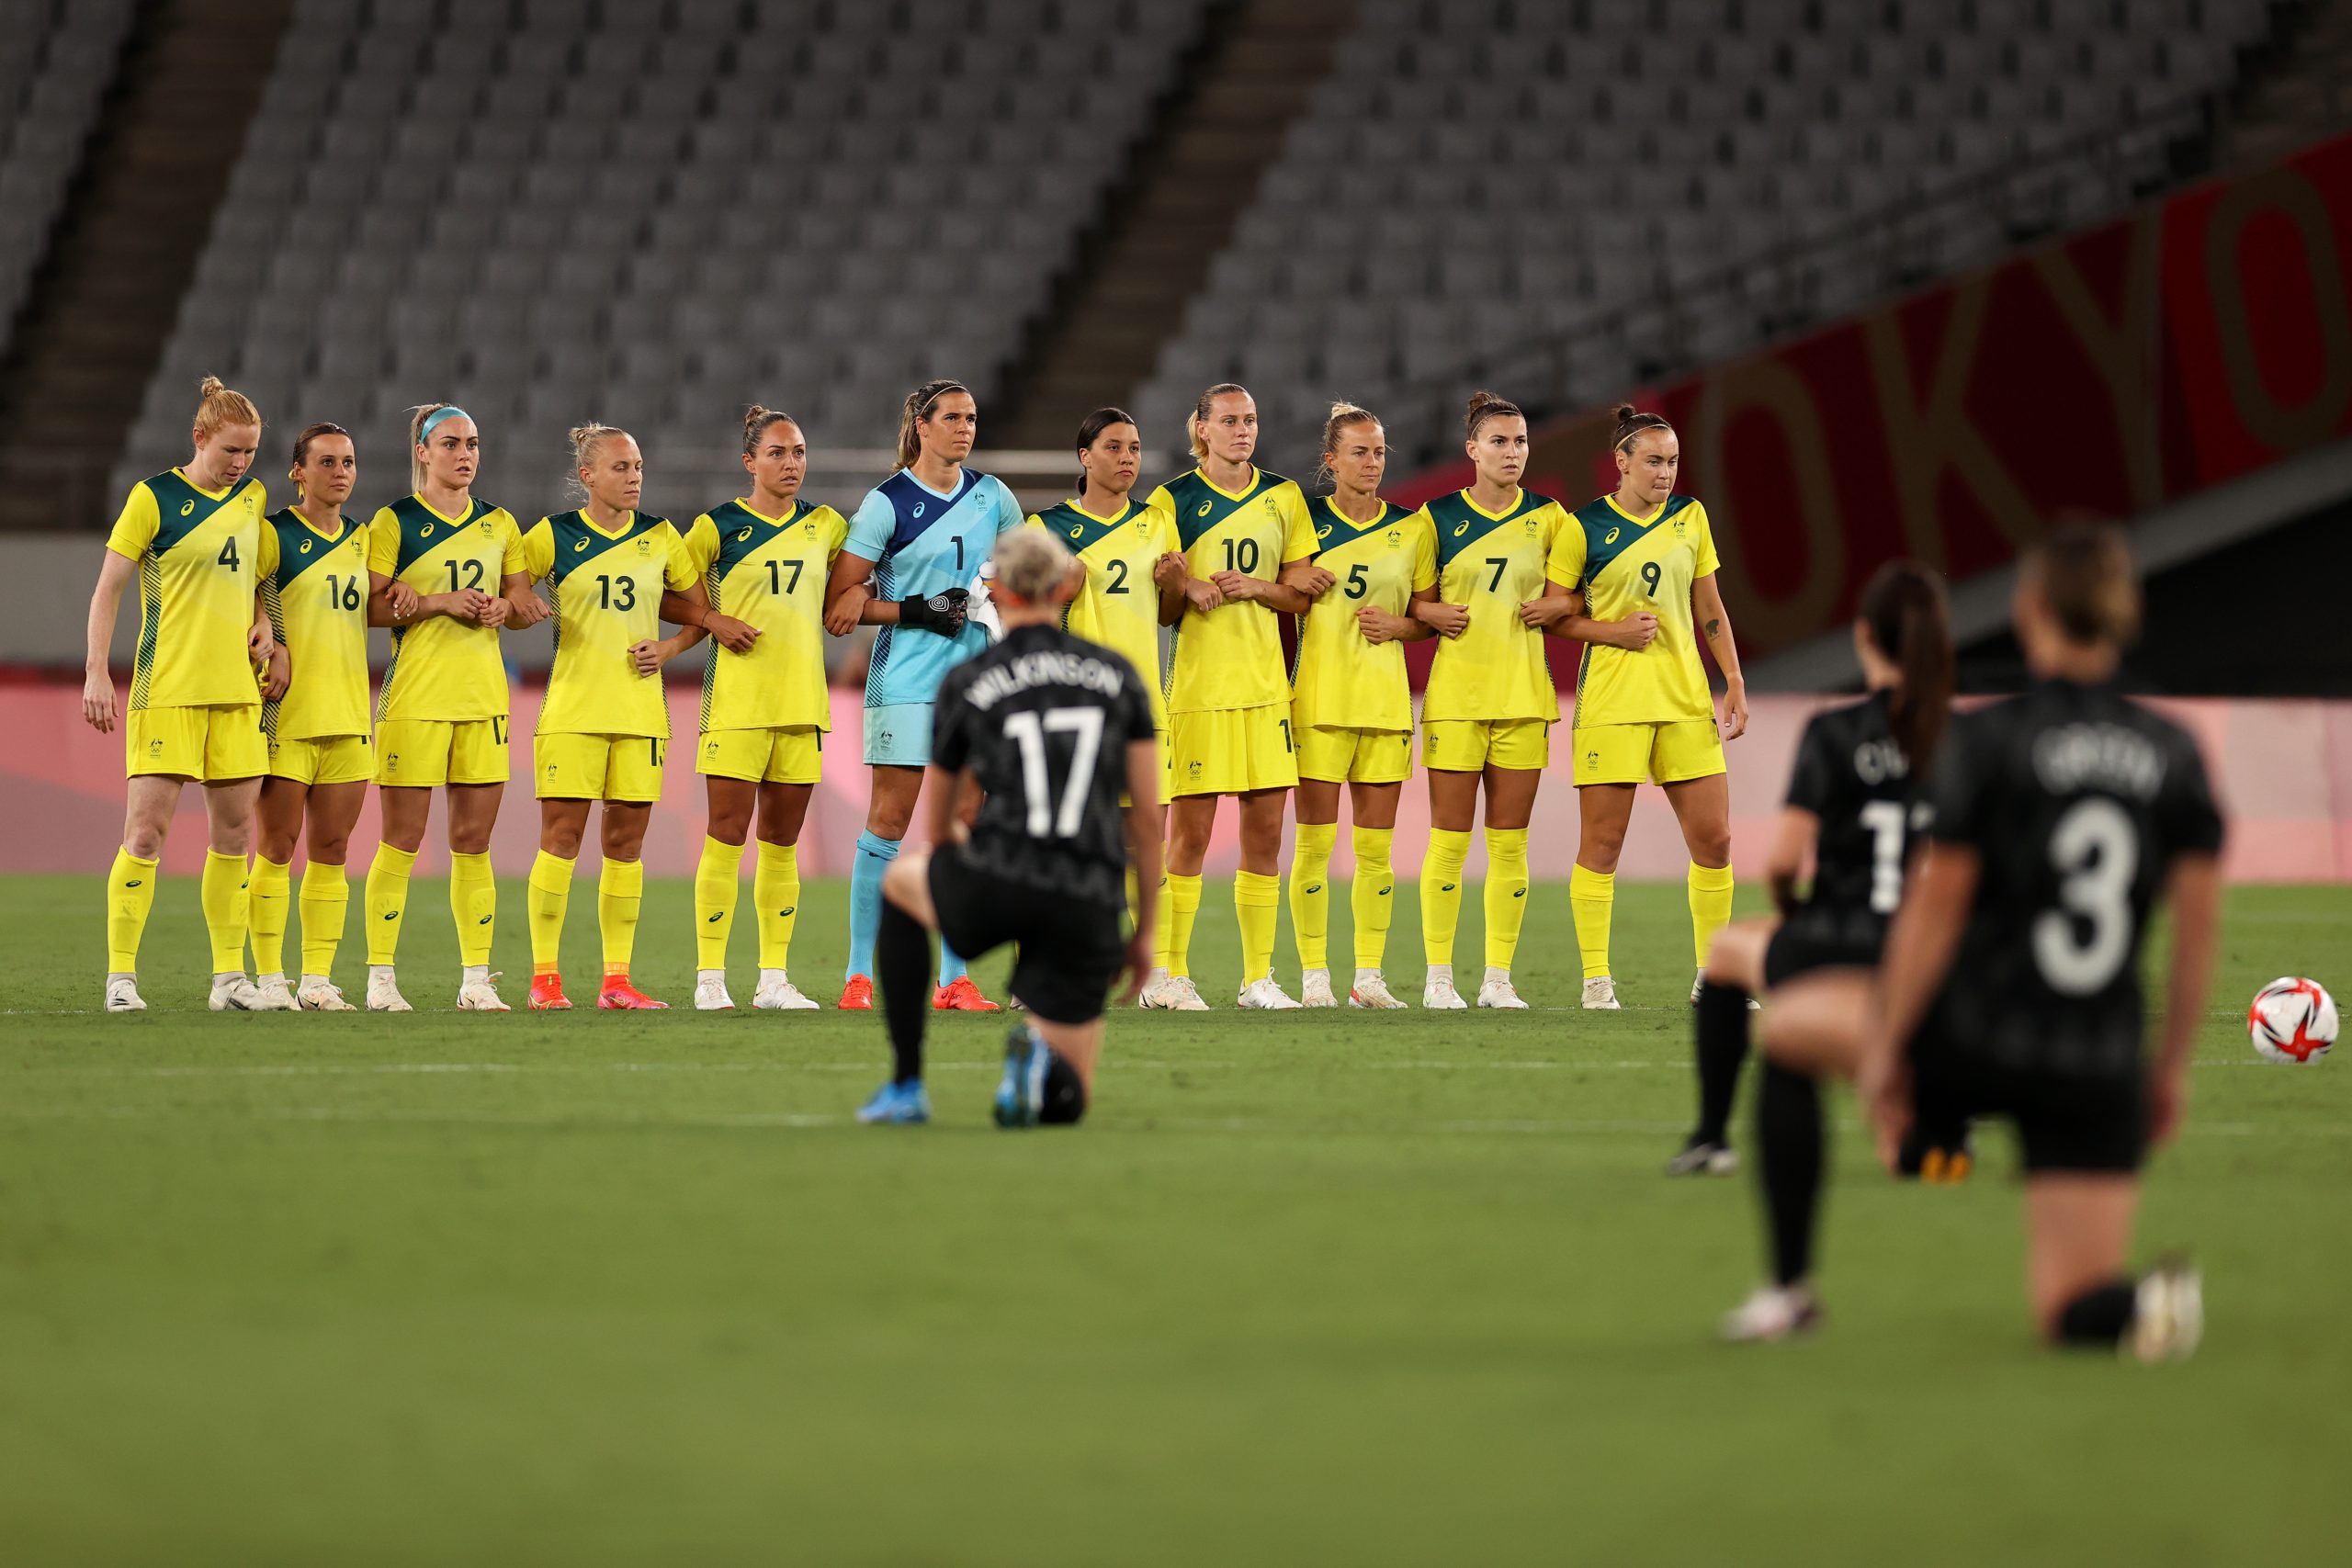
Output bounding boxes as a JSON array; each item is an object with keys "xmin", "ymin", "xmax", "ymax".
[
  {"xmin": 366, "ymin": 965, "xmax": 413, "ymax": 1013},
  {"xmin": 694, "ymin": 971, "xmax": 736, "ymax": 1011},
  {"xmin": 1581, "ymin": 976, "xmax": 1622, "ymax": 1010},
  {"xmin": 753, "ymin": 970, "xmax": 820, "ymax": 1010},
  {"xmin": 297, "ymin": 976, "xmax": 356, "ymax": 1011},
  {"xmin": 104, "ymin": 974, "xmax": 146, "ymax": 1012},
  {"xmin": 455, "ymin": 967, "xmax": 510, "ymax": 1011},
  {"xmin": 1349, "ymin": 971, "xmax": 1407, "ymax": 1010},
  {"xmin": 1298, "ymin": 968, "xmax": 1339, "ymax": 1008},
  {"xmin": 1237, "ymin": 976, "xmax": 1302, "ymax": 1010},
  {"xmin": 250, "ymin": 974, "xmax": 300, "ymax": 1012},
  {"xmin": 1476, "ymin": 967, "xmax": 1528, "ymax": 1010},
  {"xmin": 1721, "ymin": 1284, "xmax": 1822, "ymax": 1344},
  {"xmin": 1147, "ymin": 975, "xmax": 1210, "ymax": 1011},
  {"xmin": 208, "ymin": 974, "xmax": 266, "ymax": 1011},
  {"xmin": 1421, "ymin": 964, "xmax": 1469, "ymax": 1010},
  {"xmin": 2129, "ymin": 1259, "xmax": 2205, "ymax": 1363}
]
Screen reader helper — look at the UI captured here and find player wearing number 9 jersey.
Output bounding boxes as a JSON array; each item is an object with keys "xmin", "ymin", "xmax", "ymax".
[
  {"xmin": 1144, "ymin": 384, "xmax": 1320, "ymax": 1012},
  {"xmin": 362, "ymin": 403, "xmax": 543, "ymax": 1014},
  {"xmin": 1723, "ymin": 525, "xmax": 2225, "ymax": 1357}
]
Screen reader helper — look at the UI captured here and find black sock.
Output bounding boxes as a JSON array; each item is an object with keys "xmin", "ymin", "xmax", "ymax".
[
  {"xmin": 876, "ymin": 900, "xmax": 932, "ymax": 1085},
  {"xmin": 1692, "ymin": 980, "xmax": 1752, "ymax": 1145},
  {"xmin": 2055, "ymin": 1280, "xmax": 2138, "ymax": 1347},
  {"xmin": 1756, "ymin": 1061, "xmax": 1824, "ymax": 1288},
  {"xmin": 1038, "ymin": 1049, "xmax": 1089, "ymax": 1125}
]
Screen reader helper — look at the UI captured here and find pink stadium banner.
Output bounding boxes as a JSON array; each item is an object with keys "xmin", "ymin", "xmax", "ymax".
[{"xmin": 7, "ymin": 682, "xmax": 2346, "ymax": 884}]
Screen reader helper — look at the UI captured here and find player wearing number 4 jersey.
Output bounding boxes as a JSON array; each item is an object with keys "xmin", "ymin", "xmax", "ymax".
[
  {"xmin": 663, "ymin": 406, "xmax": 849, "ymax": 1012},
  {"xmin": 1721, "ymin": 526, "xmax": 2224, "ymax": 1359},
  {"xmin": 516, "ymin": 425, "xmax": 699, "ymax": 1010},
  {"xmin": 84, "ymin": 376, "xmax": 279, "ymax": 1013},
  {"xmin": 363, "ymin": 404, "xmax": 542, "ymax": 1012}
]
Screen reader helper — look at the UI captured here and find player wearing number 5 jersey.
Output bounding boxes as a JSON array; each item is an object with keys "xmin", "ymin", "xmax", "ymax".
[
  {"xmin": 515, "ymin": 425, "xmax": 699, "ymax": 1011},
  {"xmin": 666, "ymin": 406, "xmax": 849, "ymax": 1012},
  {"xmin": 248, "ymin": 424, "xmax": 389, "ymax": 1013},
  {"xmin": 1722, "ymin": 526, "xmax": 2224, "ymax": 1358},
  {"xmin": 1537, "ymin": 404, "xmax": 1747, "ymax": 1011},
  {"xmin": 84, "ymin": 376, "xmax": 278, "ymax": 1013},
  {"xmin": 362, "ymin": 403, "xmax": 544, "ymax": 1013},
  {"xmin": 1144, "ymin": 383, "xmax": 1320, "ymax": 1011}
]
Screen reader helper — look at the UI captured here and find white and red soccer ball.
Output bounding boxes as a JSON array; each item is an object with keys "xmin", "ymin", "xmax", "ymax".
[{"xmin": 2248, "ymin": 977, "xmax": 2336, "ymax": 1065}]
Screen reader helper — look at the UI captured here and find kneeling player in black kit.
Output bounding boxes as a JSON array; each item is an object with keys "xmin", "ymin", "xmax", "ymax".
[
  {"xmin": 1723, "ymin": 525, "xmax": 2222, "ymax": 1358},
  {"xmin": 856, "ymin": 525, "xmax": 1161, "ymax": 1127}
]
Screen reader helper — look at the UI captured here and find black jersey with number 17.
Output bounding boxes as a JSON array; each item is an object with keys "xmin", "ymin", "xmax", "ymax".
[
  {"xmin": 1782, "ymin": 689, "xmax": 1924, "ymax": 953},
  {"xmin": 1922, "ymin": 679, "xmax": 2224, "ymax": 1077},
  {"xmin": 932, "ymin": 622, "xmax": 1158, "ymax": 908}
]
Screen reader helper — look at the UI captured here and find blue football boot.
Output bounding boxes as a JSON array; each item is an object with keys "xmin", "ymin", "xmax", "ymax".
[
  {"xmin": 992, "ymin": 1024, "xmax": 1049, "ymax": 1129},
  {"xmin": 857, "ymin": 1078, "xmax": 931, "ymax": 1125}
]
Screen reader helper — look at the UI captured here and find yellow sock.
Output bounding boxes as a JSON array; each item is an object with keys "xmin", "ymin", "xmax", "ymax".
[
  {"xmin": 753, "ymin": 840, "xmax": 800, "ymax": 971},
  {"xmin": 1288, "ymin": 821, "xmax": 1337, "ymax": 972},
  {"xmin": 365, "ymin": 842, "xmax": 415, "ymax": 965},
  {"xmin": 600, "ymin": 858, "xmax": 644, "ymax": 977},
  {"xmin": 695, "ymin": 836, "xmax": 744, "ymax": 971},
  {"xmin": 1484, "ymin": 827, "xmax": 1530, "ymax": 971},
  {"xmin": 449, "ymin": 850, "xmax": 496, "ymax": 967},
  {"xmin": 1571, "ymin": 863, "xmax": 1616, "ymax": 978},
  {"xmin": 106, "ymin": 847, "xmax": 158, "ymax": 974},
  {"xmin": 298, "ymin": 860, "xmax": 347, "ymax": 978},
  {"xmin": 1420, "ymin": 828, "xmax": 1471, "ymax": 967},
  {"xmin": 1234, "ymin": 869, "xmax": 1280, "ymax": 987},
  {"xmin": 1350, "ymin": 825, "xmax": 1395, "ymax": 970},
  {"xmin": 198, "ymin": 850, "xmax": 250, "ymax": 976},
  {"xmin": 1161, "ymin": 873, "xmax": 1201, "ymax": 977},
  {"xmin": 248, "ymin": 854, "xmax": 291, "ymax": 976},
  {"xmin": 1689, "ymin": 860, "xmax": 1736, "ymax": 969},
  {"xmin": 527, "ymin": 851, "xmax": 574, "ymax": 975}
]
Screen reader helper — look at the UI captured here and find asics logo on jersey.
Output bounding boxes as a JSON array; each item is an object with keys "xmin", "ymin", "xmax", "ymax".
[
  {"xmin": 912, "ymin": 502, "xmax": 926, "ymax": 518},
  {"xmin": 1605, "ymin": 527, "xmax": 1621, "ymax": 544},
  {"xmin": 1316, "ymin": 525, "xmax": 1330, "ymax": 541},
  {"xmin": 421, "ymin": 524, "xmax": 434, "ymax": 537},
  {"xmin": 300, "ymin": 539, "xmax": 312, "ymax": 554},
  {"xmin": 737, "ymin": 527, "xmax": 752, "ymax": 542},
  {"xmin": 1453, "ymin": 522, "xmax": 1468, "ymax": 536},
  {"xmin": 1069, "ymin": 525, "xmax": 1083, "ymax": 538},
  {"xmin": 574, "ymin": 538, "xmax": 590, "ymax": 551},
  {"xmin": 179, "ymin": 501, "xmax": 195, "ymax": 516},
  {"xmin": 1195, "ymin": 502, "xmax": 1212, "ymax": 517}
]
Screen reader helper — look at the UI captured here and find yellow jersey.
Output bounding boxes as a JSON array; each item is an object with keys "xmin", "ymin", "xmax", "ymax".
[
  {"xmin": 678, "ymin": 497, "xmax": 849, "ymax": 733},
  {"xmin": 520, "ymin": 510, "xmax": 695, "ymax": 739},
  {"xmin": 259, "ymin": 507, "xmax": 371, "ymax": 740},
  {"xmin": 1030, "ymin": 495, "xmax": 1178, "ymax": 730},
  {"xmin": 107, "ymin": 469, "xmax": 270, "ymax": 711},
  {"xmin": 370, "ymin": 493, "xmax": 528, "ymax": 723},
  {"xmin": 1290, "ymin": 496, "xmax": 1433, "ymax": 733},
  {"xmin": 1548, "ymin": 493, "xmax": 1723, "ymax": 728},
  {"xmin": 1146, "ymin": 467, "xmax": 1317, "ymax": 715},
  {"xmin": 1419, "ymin": 487, "xmax": 1569, "ymax": 724}
]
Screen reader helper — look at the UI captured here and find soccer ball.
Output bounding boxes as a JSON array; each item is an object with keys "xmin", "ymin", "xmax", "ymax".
[{"xmin": 2248, "ymin": 976, "xmax": 2336, "ymax": 1065}]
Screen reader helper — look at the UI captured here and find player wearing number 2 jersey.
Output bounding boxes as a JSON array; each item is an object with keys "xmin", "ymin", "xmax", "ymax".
[
  {"xmin": 83, "ymin": 376, "xmax": 278, "ymax": 1013},
  {"xmin": 361, "ymin": 403, "xmax": 544, "ymax": 1013}
]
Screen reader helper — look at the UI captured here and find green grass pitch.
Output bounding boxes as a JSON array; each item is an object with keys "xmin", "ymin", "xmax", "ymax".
[{"xmin": 2, "ymin": 873, "xmax": 2347, "ymax": 1564}]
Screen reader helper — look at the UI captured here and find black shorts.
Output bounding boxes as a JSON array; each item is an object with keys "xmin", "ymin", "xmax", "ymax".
[
  {"xmin": 928, "ymin": 847, "xmax": 1125, "ymax": 1026},
  {"xmin": 1908, "ymin": 1014, "xmax": 2146, "ymax": 1175},
  {"xmin": 1762, "ymin": 924, "xmax": 1881, "ymax": 988}
]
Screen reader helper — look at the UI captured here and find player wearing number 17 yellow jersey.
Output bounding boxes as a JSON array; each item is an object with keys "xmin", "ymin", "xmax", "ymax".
[{"xmin": 665, "ymin": 406, "xmax": 849, "ymax": 1013}]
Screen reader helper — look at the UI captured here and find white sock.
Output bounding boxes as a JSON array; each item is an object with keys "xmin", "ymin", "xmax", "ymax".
[
  {"xmin": 1303, "ymin": 966, "xmax": 1328, "ymax": 984},
  {"xmin": 301, "ymin": 973, "xmax": 330, "ymax": 989},
  {"xmin": 461, "ymin": 964, "xmax": 487, "ymax": 985},
  {"xmin": 759, "ymin": 967, "xmax": 786, "ymax": 986},
  {"xmin": 369, "ymin": 964, "xmax": 395, "ymax": 982},
  {"xmin": 698, "ymin": 968, "xmax": 723, "ymax": 984},
  {"xmin": 1146, "ymin": 964, "xmax": 1169, "ymax": 987},
  {"xmin": 257, "ymin": 971, "xmax": 286, "ymax": 987},
  {"xmin": 1485, "ymin": 965, "xmax": 1511, "ymax": 987},
  {"xmin": 212, "ymin": 971, "xmax": 243, "ymax": 985},
  {"xmin": 1355, "ymin": 967, "xmax": 1381, "ymax": 987},
  {"xmin": 1426, "ymin": 964, "xmax": 1453, "ymax": 987}
]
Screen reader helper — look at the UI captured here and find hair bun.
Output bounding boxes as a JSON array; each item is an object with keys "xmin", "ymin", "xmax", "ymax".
[
  {"xmin": 198, "ymin": 375, "xmax": 226, "ymax": 398},
  {"xmin": 1614, "ymin": 402, "xmax": 1637, "ymax": 421}
]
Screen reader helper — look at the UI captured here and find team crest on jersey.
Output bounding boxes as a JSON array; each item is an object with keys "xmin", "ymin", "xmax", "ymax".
[
  {"xmin": 802, "ymin": 522, "xmax": 817, "ymax": 537},
  {"xmin": 1386, "ymin": 529, "xmax": 1402, "ymax": 547},
  {"xmin": 635, "ymin": 536, "xmax": 651, "ymax": 556},
  {"xmin": 1524, "ymin": 519, "xmax": 1539, "ymax": 537},
  {"xmin": 1187, "ymin": 759, "xmax": 1204, "ymax": 779}
]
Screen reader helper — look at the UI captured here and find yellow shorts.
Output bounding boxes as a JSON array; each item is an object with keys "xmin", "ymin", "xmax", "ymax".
[
  {"xmin": 697, "ymin": 726, "xmax": 823, "ymax": 785},
  {"xmin": 1167, "ymin": 704, "xmax": 1298, "ymax": 796},
  {"xmin": 126, "ymin": 704, "xmax": 266, "ymax": 782},
  {"xmin": 1423, "ymin": 717, "xmax": 1550, "ymax": 773},
  {"xmin": 535, "ymin": 731, "xmax": 667, "ymax": 802},
  {"xmin": 376, "ymin": 716, "xmax": 510, "ymax": 789},
  {"xmin": 266, "ymin": 732, "xmax": 373, "ymax": 786},
  {"xmin": 1295, "ymin": 724, "xmax": 1414, "ymax": 785},
  {"xmin": 1572, "ymin": 717, "xmax": 1726, "ymax": 786}
]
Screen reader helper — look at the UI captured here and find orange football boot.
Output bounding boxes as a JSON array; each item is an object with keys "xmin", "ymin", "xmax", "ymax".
[
  {"xmin": 933, "ymin": 976, "xmax": 1001, "ymax": 1011},
  {"xmin": 838, "ymin": 974, "xmax": 875, "ymax": 1010},
  {"xmin": 528, "ymin": 972, "xmax": 571, "ymax": 1010},
  {"xmin": 597, "ymin": 974, "xmax": 669, "ymax": 1010}
]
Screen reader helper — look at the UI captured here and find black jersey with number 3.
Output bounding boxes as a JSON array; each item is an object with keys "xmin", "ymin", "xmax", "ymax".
[
  {"xmin": 1923, "ymin": 679, "xmax": 2224, "ymax": 1076},
  {"xmin": 1783, "ymin": 690, "xmax": 1923, "ymax": 952},
  {"xmin": 932, "ymin": 622, "xmax": 1157, "ymax": 908}
]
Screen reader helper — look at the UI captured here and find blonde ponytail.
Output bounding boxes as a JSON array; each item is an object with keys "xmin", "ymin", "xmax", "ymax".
[
  {"xmin": 192, "ymin": 375, "xmax": 260, "ymax": 443},
  {"xmin": 566, "ymin": 423, "xmax": 627, "ymax": 504}
]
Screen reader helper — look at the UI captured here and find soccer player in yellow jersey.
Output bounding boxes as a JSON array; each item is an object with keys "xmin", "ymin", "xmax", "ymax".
[
  {"xmin": 1531, "ymin": 404, "xmax": 1748, "ymax": 1010},
  {"xmin": 1411, "ymin": 391, "xmax": 1577, "ymax": 1010},
  {"xmin": 1141, "ymin": 383, "xmax": 1321, "ymax": 1010},
  {"xmin": 363, "ymin": 404, "xmax": 546, "ymax": 1012},
  {"xmin": 1025, "ymin": 408, "xmax": 1186, "ymax": 914},
  {"xmin": 514, "ymin": 424, "xmax": 699, "ymax": 1010},
  {"xmin": 662, "ymin": 406, "xmax": 847, "ymax": 1013},
  {"xmin": 1287, "ymin": 404, "xmax": 1437, "ymax": 1010},
  {"xmin": 250, "ymin": 423, "xmax": 405, "ymax": 1011},
  {"xmin": 82, "ymin": 376, "xmax": 280, "ymax": 1012}
]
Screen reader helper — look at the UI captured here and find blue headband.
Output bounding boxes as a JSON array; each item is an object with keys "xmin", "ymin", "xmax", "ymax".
[{"xmin": 417, "ymin": 407, "xmax": 472, "ymax": 445}]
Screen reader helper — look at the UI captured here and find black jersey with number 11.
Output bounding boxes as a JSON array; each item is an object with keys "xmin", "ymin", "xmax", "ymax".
[
  {"xmin": 1923, "ymin": 679, "xmax": 2224, "ymax": 1077},
  {"xmin": 932, "ymin": 622, "xmax": 1158, "ymax": 908},
  {"xmin": 1783, "ymin": 690, "xmax": 1924, "ymax": 953}
]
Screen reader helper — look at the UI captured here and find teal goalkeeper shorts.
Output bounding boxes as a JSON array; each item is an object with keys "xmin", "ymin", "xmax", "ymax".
[{"xmin": 862, "ymin": 702, "xmax": 934, "ymax": 768}]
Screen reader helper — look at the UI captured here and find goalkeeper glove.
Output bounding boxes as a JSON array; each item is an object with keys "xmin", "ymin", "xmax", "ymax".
[{"xmin": 899, "ymin": 588, "xmax": 969, "ymax": 636}]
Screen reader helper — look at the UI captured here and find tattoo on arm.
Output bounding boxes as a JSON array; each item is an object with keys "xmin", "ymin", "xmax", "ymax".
[{"xmin": 1705, "ymin": 618, "xmax": 1722, "ymax": 637}]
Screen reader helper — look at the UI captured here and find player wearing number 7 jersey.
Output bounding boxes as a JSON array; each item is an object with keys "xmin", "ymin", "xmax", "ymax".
[{"xmin": 362, "ymin": 403, "xmax": 544, "ymax": 1012}]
